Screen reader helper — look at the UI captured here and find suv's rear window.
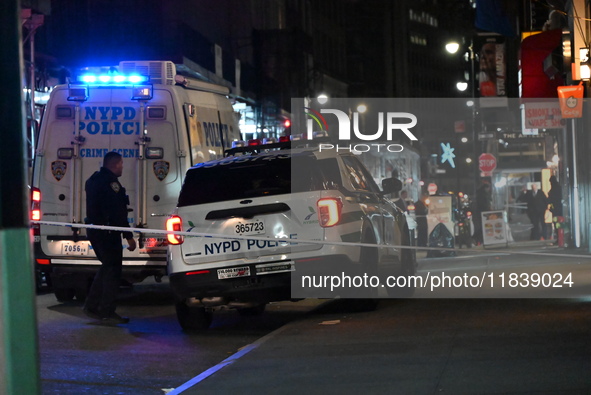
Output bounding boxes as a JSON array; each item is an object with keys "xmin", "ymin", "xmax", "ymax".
[{"xmin": 177, "ymin": 153, "xmax": 339, "ymax": 207}]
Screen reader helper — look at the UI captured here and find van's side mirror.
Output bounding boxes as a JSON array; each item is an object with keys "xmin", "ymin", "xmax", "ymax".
[{"xmin": 382, "ymin": 177, "xmax": 402, "ymax": 194}]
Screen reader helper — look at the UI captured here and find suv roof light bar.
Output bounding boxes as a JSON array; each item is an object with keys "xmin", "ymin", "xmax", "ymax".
[{"xmin": 224, "ymin": 136, "xmax": 334, "ymax": 157}]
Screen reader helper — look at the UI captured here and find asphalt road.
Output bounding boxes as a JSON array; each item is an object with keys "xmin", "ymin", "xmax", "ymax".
[
  {"xmin": 37, "ymin": 281, "xmax": 325, "ymax": 395},
  {"xmin": 186, "ymin": 297, "xmax": 591, "ymax": 394},
  {"xmin": 36, "ymin": 247, "xmax": 591, "ymax": 394}
]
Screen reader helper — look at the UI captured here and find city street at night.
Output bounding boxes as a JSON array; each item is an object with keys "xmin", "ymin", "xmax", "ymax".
[
  {"xmin": 4, "ymin": 1, "xmax": 591, "ymax": 394},
  {"xmin": 37, "ymin": 245, "xmax": 591, "ymax": 394}
]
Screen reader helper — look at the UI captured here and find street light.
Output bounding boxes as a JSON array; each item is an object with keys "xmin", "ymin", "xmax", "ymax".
[
  {"xmin": 456, "ymin": 82, "xmax": 468, "ymax": 92},
  {"xmin": 445, "ymin": 42, "xmax": 460, "ymax": 54}
]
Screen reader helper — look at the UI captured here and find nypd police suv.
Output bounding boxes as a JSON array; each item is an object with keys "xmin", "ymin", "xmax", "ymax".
[{"xmin": 166, "ymin": 139, "xmax": 416, "ymax": 330}]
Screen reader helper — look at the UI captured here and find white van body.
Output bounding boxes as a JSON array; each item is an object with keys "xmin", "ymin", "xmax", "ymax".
[{"xmin": 31, "ymin": 60, "xmax": 241, "ymax": 301}]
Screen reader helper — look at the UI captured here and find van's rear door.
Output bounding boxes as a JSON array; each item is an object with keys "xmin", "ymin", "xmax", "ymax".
[{"xmin": 33, "ymin": 85, "xmax": 180, "ymax": 262}]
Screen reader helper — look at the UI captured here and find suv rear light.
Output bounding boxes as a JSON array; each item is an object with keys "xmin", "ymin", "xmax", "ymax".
[
  {"xmin": 317, "ymin": 197, "xmax": 343, "ymax": 227},
  {"xmin": 166, "ymin": 215, "xmax": 184, "ymax": 245}
]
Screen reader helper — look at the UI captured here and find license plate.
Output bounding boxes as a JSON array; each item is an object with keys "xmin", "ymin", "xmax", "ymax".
[
  {"xmin": 61, "ymin": 242, "xmax": 89, "ymax": 255},
  {"xmin": 217, "ymin": 266, "xmax": 251, "ymax": 279},
  {"xmin": 235, "ymin": 219, "xmax": 265, "ymax": 236},
  {"xmin": 256, "ymin": 261, "xmax": 295, "ymax": 275}
]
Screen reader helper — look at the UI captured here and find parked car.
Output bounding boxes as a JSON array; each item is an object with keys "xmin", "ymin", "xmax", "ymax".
[{"xmin": 166, "ymin": 140, "xmax": 416, "ymax": 330}]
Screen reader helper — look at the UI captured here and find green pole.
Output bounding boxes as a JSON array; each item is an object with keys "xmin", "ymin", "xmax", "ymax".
[{"xmin": 0, "ymin": 0, "xmax": 41, "ymax": 394}]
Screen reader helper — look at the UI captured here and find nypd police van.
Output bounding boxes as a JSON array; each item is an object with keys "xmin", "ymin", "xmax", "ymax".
[
  {"xmin": 166, "ymin": 140, "xmax": 416, "ymax": 330},
  {"xmin": 30, "ymin": 60, "xmax": 241, "ymax": 301}
]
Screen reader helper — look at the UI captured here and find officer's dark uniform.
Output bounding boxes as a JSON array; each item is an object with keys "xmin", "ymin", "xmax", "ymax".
[{"xmin": 84, "ymin": 166, "xmax": 132, "ymax": 318}]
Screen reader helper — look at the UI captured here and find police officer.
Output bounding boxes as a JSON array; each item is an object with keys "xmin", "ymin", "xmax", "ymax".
[{"xmin": 83, "ymin": 151, "xmax": 136, "ymax": 324}]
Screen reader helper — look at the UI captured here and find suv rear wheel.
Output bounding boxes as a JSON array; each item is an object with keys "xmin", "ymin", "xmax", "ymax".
[
  {"xmin": 346, "ymin": 231, "xmax": 379, "ymax": 312},
  {"xmin": 386, "ymin": 247, "xmax": 416, "ymax": 298},
  {"xmin": 175, "ymin": 301, "xmax": 213, "ymax": 331}
]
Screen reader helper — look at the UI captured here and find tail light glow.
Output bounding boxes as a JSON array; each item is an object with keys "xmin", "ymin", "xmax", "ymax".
[
  {"xmin": 317, "ymin": 197, "xmax": 343, "ymax": 227},
  {"xmin": 248, "ymin": 139, "xmax": 261, "ymax": 146},
  {"xmin": 166, "ymin": 215, "xmax": 184, "ymax": 245},
  {"xmin": 185, "ymin": 270, "xmax": 210, "ymax": 276},
  {"xmin": 31, "ymin": 187, "xmax": 42, "ymax": 234}
]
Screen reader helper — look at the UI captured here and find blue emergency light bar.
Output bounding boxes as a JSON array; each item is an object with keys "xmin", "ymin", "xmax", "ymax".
[
  {"xmin": 68, "ymin": 73, "xmax": 153, "ymax": 101},
  {"xmin": 78, "ymin": 74, "xmax": 149, "ymax": 84}
]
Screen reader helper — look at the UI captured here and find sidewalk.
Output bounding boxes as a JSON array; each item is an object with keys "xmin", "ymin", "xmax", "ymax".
[{"xmin": 415, "ymin": 238, "xmax": 581, "ymax": 260}]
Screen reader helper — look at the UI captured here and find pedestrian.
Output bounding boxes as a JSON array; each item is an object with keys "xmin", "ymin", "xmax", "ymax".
[
  {"xmin": 83, "ymin": 152, "xmax": 136, "ymax": 324},
  {"xmin": 394, "ymin": 190, "xmax": 409, "ymax": 212},
  {"xmin": 526, "ymin": 183, "xmax": 549, "ymax": 240},
  {"xmin": 547, "ymin": 175, "xmax": 563, "ymax": 217},
  {"xmin": 414, "ymin": 193, "xmax": 429, "ymax": 247},
  {"xmin": 472, "ymin": 182, "xmax": 492, "ymax": 245}
]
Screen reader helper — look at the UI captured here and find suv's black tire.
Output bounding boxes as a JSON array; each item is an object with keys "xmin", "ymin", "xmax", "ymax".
[
  {"xmin": 386, "ymin": 247, "xmax": 416, "ymax": 298},
  {"xmin": 346, "ymin": 230, "xmax": 379, "ymax": 311},
  {"xmin": 175, "ymin": 302, "xmax": 213, "ymax": 331}
]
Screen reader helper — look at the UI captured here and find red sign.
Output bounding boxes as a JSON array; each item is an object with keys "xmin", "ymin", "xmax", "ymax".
[
  {"xmin": 479, "ymin": 153, "xmax": 497, "ymax": 175},
  {"xmin": 427, "ymin": 183, "xmax": 438, "ymax": 195},
  {"xmin": 557, "ymin": 83, "xmax": 584, "ymax": 118}
]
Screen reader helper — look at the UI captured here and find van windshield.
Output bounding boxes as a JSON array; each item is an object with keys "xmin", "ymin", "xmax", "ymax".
[{"xmin": 177, "ymin": 153, "xmax": 339, "ymax": 207}]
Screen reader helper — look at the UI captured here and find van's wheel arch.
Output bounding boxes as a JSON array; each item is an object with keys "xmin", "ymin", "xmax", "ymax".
[{"xmin": 175, "ymin": 301, "xmax": 213, "ymax": 331}]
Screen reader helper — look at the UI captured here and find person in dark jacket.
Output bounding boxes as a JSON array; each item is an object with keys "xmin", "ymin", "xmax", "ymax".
[
  {"xmin": 394, "ymin": 190, "xmax": 409, "ymax": 212},
  {"xmin": 526, "ymin": 183, "xmax": 549, "ymax": 240},
  {"xmin": 547, "ymin": 175, "xmax": 563, "ymax": 217},
  {"xmin": 83, "ymin": 152, "xmax": 136, "ymax": 324},
  {"xmin": 414, "ymin": 193, "xmax": 429, "ymax": 247}
]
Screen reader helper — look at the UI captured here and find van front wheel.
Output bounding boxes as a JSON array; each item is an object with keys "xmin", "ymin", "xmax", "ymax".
[{"xmin": 54, "ymin": 287, "xmax": 75, "ymax": 302}]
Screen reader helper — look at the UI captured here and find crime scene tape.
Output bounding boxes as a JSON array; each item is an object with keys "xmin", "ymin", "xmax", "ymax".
[{"xmin": 32, "ymin": 220, "xmax": 591, "ymax": 259}]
